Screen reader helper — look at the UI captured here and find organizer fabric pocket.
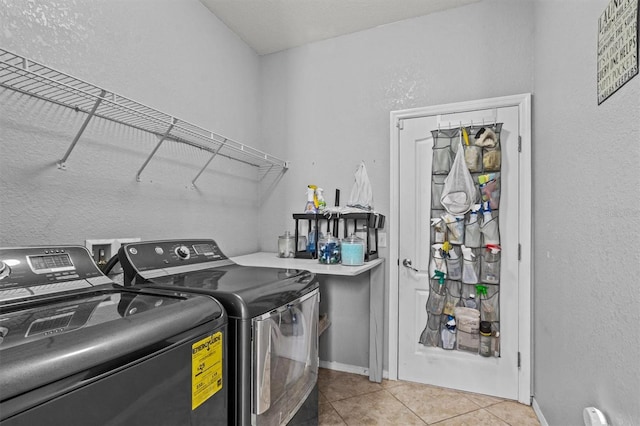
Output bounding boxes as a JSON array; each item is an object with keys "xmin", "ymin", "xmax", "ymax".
[
  {"xmin": 419, "ymin": 313, "xmax": 442, "ymax": 347},
  {"xmin": 454, "ymin": 306, "xmax": 480, "ymax": 353},
  {"xmin": 445, "ymin": 252, "xmax": 462, "ymax": 281},
  {"xmin": 426, "ymin": 281, "xmax": 446, "ymax": 314},
  {"xmin": 464, "ymin": 145, "xmax": 482, "ymax": 172},
  {"xmin": 445, "ymin": 216, "xmax": 465, "ymax": 244},
  {"xmin": 429, "ymin": 250, "xmax": 447, "ymax": 277},
  {"xmin": 432, "ymin": 146, "xmax": 452, "ymax": 174},
  {"xmin": 465, "ymin": 218, "xmax": 481, "ymax": 247},
  {"xmin": 431, "ymin": 217, "xmax": 446, "ymax": 244},
  {"xmin": 431, "ymin": 175, "xmax": 447, "ymax": 210},
  {"xmin": 442, "ymin": 280, "xmax": 462, "ymax": 316},
  {"xmin": 480, "ymin": 215, "xmax": 500, "ymax": 245},
  {"xmin": 481, "ymin": 250, "xmax": 501, "ymax": 284},
  {"xmin": 462, "ymin": 256, "xmax": 480, "ymax": 284},
  {"xmin": 483, "ymin": 148, "xmax": 501, "ymax": 171},
  {"xmin": 480, "ymin": 285, "xmax": 500, "ymax": 322},
  {"xmin": 461, "ymin": 283, "xmax": 479, "ymax": 308},
  {"xmin": 457, "ymin": 329, "xmax": 480, "ymax": 353},
  {"xmin": 440, "ymin": 323, "xmax": 457, "ymax": 350},
  {"xmin": 480, "ymin": 176, "xmax": 501, "ymax": 210}
]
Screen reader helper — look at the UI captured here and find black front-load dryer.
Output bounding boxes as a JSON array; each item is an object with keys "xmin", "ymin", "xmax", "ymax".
[
  {"xmin": 117, "ymin": 239, "xmax": 320, "ymax": 426},
  {"xmin": 0, "ymin": 245, "xmax": 228, "ymax": 425}
]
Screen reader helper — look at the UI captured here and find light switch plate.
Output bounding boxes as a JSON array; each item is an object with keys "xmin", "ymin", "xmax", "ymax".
[{"xmin": 378, "ymin": 232, "xmax": 387, "ymax": 248}]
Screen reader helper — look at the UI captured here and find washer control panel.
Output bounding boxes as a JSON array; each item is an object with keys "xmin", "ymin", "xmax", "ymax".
[{"xmin": 0, "ymin": 246, "xmax": 111, "ymax": 302}]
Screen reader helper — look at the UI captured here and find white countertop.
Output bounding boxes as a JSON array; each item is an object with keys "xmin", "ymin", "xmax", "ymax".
[{"xmin": 230, "ymin": 252, "xmax": 384, "ymax": 276}]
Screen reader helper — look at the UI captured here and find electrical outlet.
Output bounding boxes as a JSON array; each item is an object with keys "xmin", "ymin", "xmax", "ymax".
[
  {"xmin": 85, "ymin": 238, "xmax": 141, "ymax": 273},
  {"xmin": 85, "ymin": 239, "xmax": 116, "ymax": 271},
  {"xmin": 378, "ymin": 232, "xmax": 387, "ymax": 248}
]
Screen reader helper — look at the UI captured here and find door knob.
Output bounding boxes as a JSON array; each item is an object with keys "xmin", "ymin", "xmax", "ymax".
[{"xmin": 402, "ymin": 258, "xmax": 419, "ymax": 272}]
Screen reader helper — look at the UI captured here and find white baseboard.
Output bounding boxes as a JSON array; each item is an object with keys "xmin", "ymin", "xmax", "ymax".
[
  {"xmin": 532, "ymin": 397, "xmax": 549, "ymax": 426},
  {"xmin": 319, "ymin": 361, "xmax": 390, "ymax": 380},
  {"xmin": 319, "ymin": 360, "xmax": 368, "ymax": 376}
]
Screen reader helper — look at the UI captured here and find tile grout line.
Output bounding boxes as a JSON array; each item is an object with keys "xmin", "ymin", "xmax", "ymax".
[
  {"xmin": 382, "ymin": 388, "xmax": 429, "ymax": 425},
  {"xmin": 321, "ymin": 383, "xmax": 385, "ymax": 403},
  {"xmin": 330, "ymin": 400, "xmax": 348, "ymax": 425}
]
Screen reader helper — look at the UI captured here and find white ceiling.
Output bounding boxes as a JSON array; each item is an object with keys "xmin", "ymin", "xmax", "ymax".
[{"xmin": 199, "ymin": 0, "xmax": 481, "ymax": 55}]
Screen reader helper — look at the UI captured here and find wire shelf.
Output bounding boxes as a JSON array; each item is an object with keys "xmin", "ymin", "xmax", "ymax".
[{"xmin": 0, "ymin": 48, "xmax": 288, "ymax": 182}]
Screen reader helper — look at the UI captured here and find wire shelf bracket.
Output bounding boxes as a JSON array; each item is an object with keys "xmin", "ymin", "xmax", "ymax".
[
  {"xmin": 57, "ymin": 89, "xmax": 106, "ymax": 170},
  {"xmin": 0, "ymin": 48, "xmax": 289, "ymax": 182},
  {"xmin": 191, "ymin": 138, "xmax": 227, "ymax": 188},
  {"xmin": 136, "ymin": 118, "xmax": 177, "ymax": 182}
]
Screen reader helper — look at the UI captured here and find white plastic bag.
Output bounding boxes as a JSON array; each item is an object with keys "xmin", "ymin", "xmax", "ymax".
[
  {"xmin": 347, "ymin": 161, "xmax": 373, "ymax": 210},
  {"xmin": 440, "ymin": 137, "xmax": 477, "ymax": 215}
]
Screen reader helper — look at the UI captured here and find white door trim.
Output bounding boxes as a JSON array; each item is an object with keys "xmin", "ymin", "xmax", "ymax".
[{"xmin": 388, "ymin": 93, "xmax": 532, "ymax": 403}]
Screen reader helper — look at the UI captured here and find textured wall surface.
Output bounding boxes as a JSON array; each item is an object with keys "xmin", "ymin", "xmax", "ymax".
[
  {"xmin": 2, "ymin": 0, "xmax": 638, "ymax": 423},
  {"xmin": 258, "ymin": 0, "xmax": 534, "ymax": 371},
  {"xmin": 533, "ymin": 1, "xmax": 640, "ymax": 424},
  {"xmin": 0, "ymin": 0, "xmax": 263, "ymax": 255}
]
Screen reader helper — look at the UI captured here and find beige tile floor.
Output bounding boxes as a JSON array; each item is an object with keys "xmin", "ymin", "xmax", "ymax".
[{"xmin": 318, "ymin": 368, "xmax": 540, "ymax": 425}]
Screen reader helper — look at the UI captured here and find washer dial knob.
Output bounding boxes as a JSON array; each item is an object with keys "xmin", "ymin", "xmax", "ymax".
[
  {"xmin": 175, "ymin": 246, "xmax": 191, "ymax": 260},
  {"xmin": 0, "ymin": 261, "xmax": 10, "ymax": 281}
]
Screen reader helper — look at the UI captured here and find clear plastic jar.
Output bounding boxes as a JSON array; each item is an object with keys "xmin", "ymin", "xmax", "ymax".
[
  {"xmin": 341, "ymin": 234, "xmax": 365, "ymax": 266},
  {"xmin": 318, "ymin": 235, "xmax": 341, "ymax": 264},
  {"xmin": 278, "ymin": 231, "xmax": 295, "ymax": 258}
]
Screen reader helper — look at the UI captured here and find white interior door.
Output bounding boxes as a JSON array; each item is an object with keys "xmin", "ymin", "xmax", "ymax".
[{"xmin": 390, "ymin": 95, "xmax": 532, "ymax": 403}]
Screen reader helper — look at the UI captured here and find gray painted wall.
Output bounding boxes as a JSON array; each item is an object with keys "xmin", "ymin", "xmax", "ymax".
[
  {"xmin": 258, "ymin": 0, "xmax": 535, "ymax": 395},
  {"xmin": 259, "ymin": 0, "xmax": 640, "ymax": 423},
  {"xmin": 0, "ymin": 0, "xmax": 263, "ymax": 255},
  {"xmin": 533, "ymin": 1, "xmax": 640, "ymax": 425}
]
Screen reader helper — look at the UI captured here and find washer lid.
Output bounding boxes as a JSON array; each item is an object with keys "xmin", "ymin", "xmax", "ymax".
[
  {"xmin": 119, "ymin": 239, "xmax": 318, "ymax": 318},
  {"xmin": 0, "ymin": 288, "xmax": 224, "ymax": 402},
  {"xmin": 141, "ymin": 264, "xmax": 316, "ymax": 318}
]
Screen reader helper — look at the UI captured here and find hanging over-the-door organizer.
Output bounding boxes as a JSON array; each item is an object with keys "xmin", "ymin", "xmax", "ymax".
[{"xmin": 420, "ymin": 124, "xmax": 503, "ymax": 358}]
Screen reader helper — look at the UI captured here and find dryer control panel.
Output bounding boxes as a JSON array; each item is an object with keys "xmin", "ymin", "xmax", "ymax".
[
  {"xmin": 0, "ymin": 246, "xmax": 112, "ymax": 303},
  {"xmin": 118, "ymin": 239, "xmax": 233, "ymax": 285}
]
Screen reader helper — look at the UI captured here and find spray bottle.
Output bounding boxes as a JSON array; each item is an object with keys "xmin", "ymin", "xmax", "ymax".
[
  {"xmin": 316, "ymin": 188, "xmax": 326, "ymax": 212},
  {"xmin": 441, "ymin": 315, "xmax": 456, "ymax": 350},
  {"xmin": 464, "ymin": 293, "xmax": 477, "ymax": 309},
  {"xmin": 307, "ymin": 223, "xmax": 318, "ymax": 256},
  {"xmin": 305, "ymin": 185, "xmax": 317, "ymax": 213},
  {"xmin": 461, "ymin": 245, "xmax": 478, "ymax": 284},
  {"xmin": 481, "ymin": 201, "xmax": 500, "ymax": 245},
  {"xmin": 482, "ymin": 201, "xmax": 492, "ymax": 222},
  {"xmin": 446, "ymin": 243, "xmax": 462, "ymax": 280},
  {"xmin": 429, "ymin": 243, "xmax": 447, "ymax": 277},
  {"xmin": 461, "ymin": 245, "xmax": 475, "ymax": 262},
  {"xmin": 469, "ymin": 204, "xmax": 481, "ymax": 224},
  {"xmin": 482, "ymin": 244, "xmax": 501, "ymax": 284}
]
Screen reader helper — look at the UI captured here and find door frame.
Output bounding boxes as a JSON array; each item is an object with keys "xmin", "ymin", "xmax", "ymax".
[{"xmin": 388, "ymin": 94, "xmax": 532, "ymax": 403}]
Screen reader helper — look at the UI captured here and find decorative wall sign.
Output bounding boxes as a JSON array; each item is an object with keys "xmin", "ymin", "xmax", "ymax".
[{"xmin": 597, "ymin": 0, "xmax": 639, "ymax": 104}]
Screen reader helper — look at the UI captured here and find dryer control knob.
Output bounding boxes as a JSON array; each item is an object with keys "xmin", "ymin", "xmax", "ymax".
[
  {"xmin": 0, "ymin": 261, "xmax": 10, "ymax": 280},
  {"xmin": 175, "ymin": 246, "xmax": 190, "ymax": 260}
]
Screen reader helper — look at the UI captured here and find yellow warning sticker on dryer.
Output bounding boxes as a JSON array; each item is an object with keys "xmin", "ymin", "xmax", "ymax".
[{"xmin": 192, "ymin": 332, "xmax": 223, "ymax": 410}]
